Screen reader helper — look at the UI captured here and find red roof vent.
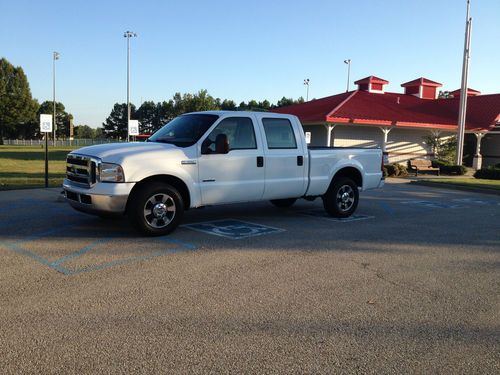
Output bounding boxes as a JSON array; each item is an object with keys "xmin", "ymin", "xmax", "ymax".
[
  {"xmin": 449, "ymin": 88, "xmax": 481, "ymax": 98},
  {"xmin": 354, "ymin": 76, "xmax": 389, "ymax": 94},
  {"xmin": 401, "ymin": 77, "xmax": 442, "ymax": 100}
]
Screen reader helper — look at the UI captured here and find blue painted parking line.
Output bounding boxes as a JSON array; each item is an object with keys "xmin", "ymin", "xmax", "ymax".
[
  {"xmin": 50, "ymin": 236, "xmax": 119, "ymax": 266},
  {"xmin": 183, "ymin": 219, "xmax": 285, "ymax": 239},
  {"xmin": 3, "ymin": 241, "xmax": 71, "ymax": 274},
  {"xmin": 379, "ymin": 202, "xmax": 396, "ymax": 214},
  {"xmin": 67, "ymin": 243, "xmax": 195, "ymax": 275},
  {"xmin": 299, "ymin": 209, "xmax": 375, "ymax": 222},
  {"xmin": 0, "ymin": 222, "xmax": 197, "ymax": 275},
  {"xmin": 452, "ymin": 198, "xmax": 500, "ymax": 205},
  {"xmin": 400, "ymin": 200, "xmax": 464, "ymax": 209}
]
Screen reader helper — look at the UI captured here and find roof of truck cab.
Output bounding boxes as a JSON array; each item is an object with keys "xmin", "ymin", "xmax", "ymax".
[{"xmin": 188, "ymin": 110, "xmax": 299, "ymax": 118}]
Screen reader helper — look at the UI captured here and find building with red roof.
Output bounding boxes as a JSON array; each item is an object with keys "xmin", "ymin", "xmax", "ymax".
[{"xmin": 273, "ymin": 76, "xmax": 500, "ymax": 168}]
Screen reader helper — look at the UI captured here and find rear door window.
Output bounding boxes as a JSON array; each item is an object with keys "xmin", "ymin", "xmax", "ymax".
[{"xmin": 262, "ymin": 118, "xmax": 297, "ymax": 149}]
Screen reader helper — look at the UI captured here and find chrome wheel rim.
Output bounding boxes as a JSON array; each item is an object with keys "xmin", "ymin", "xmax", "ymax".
[
  {"xmin": 143, "ymin": 193, "xmax": 176, "ymax": 229},
  {"xmin": 336, "ymin": 185, "xmax": 355, "ymax": 212}
]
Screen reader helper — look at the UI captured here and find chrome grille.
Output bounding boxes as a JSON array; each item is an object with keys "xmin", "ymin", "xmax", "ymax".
[{"xmin": 66, "ymin": 154, "xmax": 97, "ymax": 187}]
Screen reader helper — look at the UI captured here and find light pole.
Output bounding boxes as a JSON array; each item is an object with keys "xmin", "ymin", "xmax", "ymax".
[
  {"xmin": 456, "ymin": 0, "xmax": 472, "ymax": 165},
  {"xmin": 53, "ymin": 51, "xmax": 60, "ymax": 143},
  {"xmin": 303, "ymin": 79, "xmax": 310, "ymax": 101},
  {"xmin": 344, "ymin": 59, "xmax": 351, "ymax": 92},
  {"xmin": 124, "ymin": 31, "xmax": 137, "ymax": 142}
]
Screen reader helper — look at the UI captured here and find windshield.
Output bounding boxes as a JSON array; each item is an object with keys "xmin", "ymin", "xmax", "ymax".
[{"xmin": 148, "ymin": 114, "xmax": 219, "ymax": 147}]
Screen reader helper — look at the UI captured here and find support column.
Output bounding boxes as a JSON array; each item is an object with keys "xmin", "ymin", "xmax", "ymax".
[
  {"xmin": 379, "ymin": 127, "xmax": 392, "ymax": 164},
  {"xmin": 324, "ymin": 124, "xmax": 336, "ymax": 147},
  {"xmin": 472, "ymin": 132, "xmax": 485, "ymax": 170}
]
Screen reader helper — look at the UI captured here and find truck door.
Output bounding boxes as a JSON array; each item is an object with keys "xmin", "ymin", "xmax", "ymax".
[
  {"xmin": 259, "ymin": 117, "xmax": 308, "ymax": 199},
  {"xmin": 198, "ymin": 116, "xmax": 265, "ymax": 205}
]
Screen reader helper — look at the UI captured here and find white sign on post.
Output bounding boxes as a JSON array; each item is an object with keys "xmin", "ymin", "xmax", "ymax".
[
  {"xmin": 40, "ymin": 114, "xmax": 53, "ymax": 133},
  {"xmin": 128, "ymin": 119, "xmax": 139, "ymax": 136},
  {"xmin": 305, "ymin": 131, "xmax": 311, "ymax": 144}
]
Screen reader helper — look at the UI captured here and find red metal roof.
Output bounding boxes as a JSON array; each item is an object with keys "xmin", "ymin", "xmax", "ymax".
[
  {"xmin": 449, "ymin": 88, "xmax": 481, "ymax": 96},
  {"xmin": 354, "ymin": 76, "xmax": 389, "ymax": 85},
  {"xmin": 401, "ymin": 77, "xmax": 442, "ymax": 87},
  {"xmin": 271, "ymin": 90, "xmax": 500, "ymax": 132}
]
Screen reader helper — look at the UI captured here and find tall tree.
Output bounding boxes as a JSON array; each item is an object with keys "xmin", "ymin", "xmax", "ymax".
[
  {"xmin": 137, "ymin": 101, "xmax": 160, "ymax": 135},
  {"xmin": 102, "ymin": 103, "xmax": 136, "ymax": 139},
  {"xmin": 74, "ymin": 125, "xmax": 96, "ymax": 139},
  {"xmin": 220, "ymin": 99, "xmax": 237, "ymax": 110},
  {"xmin": 0, "ymin": 58, "xmax": 38, "ymax": 143},
  {"xmin": 276, "ymin": 96, "xmax": 305, "ymax": 108}
]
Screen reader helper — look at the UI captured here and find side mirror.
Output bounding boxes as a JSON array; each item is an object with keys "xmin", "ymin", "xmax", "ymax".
[{"xmin": 215, "ymin": 134, "xmax": 229, "ymax": 154}]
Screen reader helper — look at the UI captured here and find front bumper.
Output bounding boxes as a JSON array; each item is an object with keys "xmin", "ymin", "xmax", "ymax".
[{"xmin": 62, "ymin": 179, "xmax": 135, "ymax": 216}]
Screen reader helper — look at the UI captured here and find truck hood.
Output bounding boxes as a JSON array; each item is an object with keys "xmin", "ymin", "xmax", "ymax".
[{"xmin": 71, "ymin": 142, "xmax": 178, "ymax": 164}]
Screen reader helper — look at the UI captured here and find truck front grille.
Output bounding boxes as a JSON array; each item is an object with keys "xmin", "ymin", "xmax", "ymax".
[{"xmin": 66, "ymin": 154, "xmax": 97, "ymax": 188}]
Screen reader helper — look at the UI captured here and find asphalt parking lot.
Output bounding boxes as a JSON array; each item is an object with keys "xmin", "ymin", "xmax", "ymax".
[{"xmin": 0, "ymin": 180, "xmax": 499, "ymax": 374}]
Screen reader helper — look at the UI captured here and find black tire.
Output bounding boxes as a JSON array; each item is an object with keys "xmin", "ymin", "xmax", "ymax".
[
  {"xmin": 128, "ymin": 182, "xmax": 184, "ymax": 236},
  {"xmin": 322, "ymin": 177, "xmax": 359, "ymax": 218},
  {"xmin": 270, "ymin": 198, "xmax": 297, "ymax": 208}
]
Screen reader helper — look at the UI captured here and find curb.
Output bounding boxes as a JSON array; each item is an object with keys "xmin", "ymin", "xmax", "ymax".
[{"xmin": 410, "ymin": 180, "xmax": 500, "ymax": 196}]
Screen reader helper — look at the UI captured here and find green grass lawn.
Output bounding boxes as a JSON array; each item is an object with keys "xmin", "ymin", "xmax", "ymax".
[
  {"xmin": 0, "ymin": 145, "xmax": 78, "ymax": 190},
  {"xmin": 424, "ymin": 178, "xmax": 500, "ymax": 191}
]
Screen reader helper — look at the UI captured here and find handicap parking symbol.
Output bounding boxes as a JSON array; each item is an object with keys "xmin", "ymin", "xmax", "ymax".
[{"xmin": 183, "ymin": 219, "xmax": 285, "ymax": 239}]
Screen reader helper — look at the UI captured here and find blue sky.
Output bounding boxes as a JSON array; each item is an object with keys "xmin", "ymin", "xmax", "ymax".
[{"xmin": 1, "ymin": 0, "xmax": 499, "ymax": 128}]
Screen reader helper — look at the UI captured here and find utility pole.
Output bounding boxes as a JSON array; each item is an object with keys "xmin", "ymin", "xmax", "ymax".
[
  {"xmin": 344, "ymin": 59, "xmax": 351, "ymax": 92},
  {"xmin": 124, "ymin": 31, "xmax": 137, "ymax": 142},
  {"xmin": 456, "ymin": 0, "xmax": 472, "ymax": 165},
  {"xmin": 303, "ymin": 79, "xmax": 310, "ymax": 101},
  {"xmin": 53, "ymin": 52, "xmax": 59, "ymax": 144}
]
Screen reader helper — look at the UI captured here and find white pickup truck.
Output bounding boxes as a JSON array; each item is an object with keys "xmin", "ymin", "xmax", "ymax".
[{"xmin": 63, "ymin": 111, "xmax": 384, "ymax": 235}]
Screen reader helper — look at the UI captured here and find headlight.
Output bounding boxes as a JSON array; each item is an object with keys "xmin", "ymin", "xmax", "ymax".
[{"xmin": 99, "ymin": 162, "xmax": 125, "ymax": 182}]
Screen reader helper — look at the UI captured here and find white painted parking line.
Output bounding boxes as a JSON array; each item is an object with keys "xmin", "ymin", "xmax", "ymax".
[{"xmin": 183, "ymin": 219, "xmax": 285, "ymax": 239}]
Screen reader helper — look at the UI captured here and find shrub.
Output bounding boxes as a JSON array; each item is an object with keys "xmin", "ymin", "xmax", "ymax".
[
  {"xmin": 383, "ymin": 167, "xmax": 388, "ymax": 178},
  {"xmin": 495, "ymin": 163, "xmax": 500, "ymax": 169},
  {"xmin": 474, "ymin": 167, "xmax": 500, "ymax": 180},
  {"xmin": 440, "ymin": 164, "xmax": 466, "ymax": 175},
  {"xmin": 395, "ymin": 163, "xmax": 408, "ymax": 177},
  {"xmin": 384, "ymin": 163, "xmax": 407, "ymax": 177},
  {"xmin": 431, "ymin": 159, "xmax": 448, "ymax": 168},
  {"xmin": 384, "ymin": 164, "xmax": 398, "ymax": 177},
  {"xmin": 430, "ymin": 159, "xmax": 466, "ymax": 175}
]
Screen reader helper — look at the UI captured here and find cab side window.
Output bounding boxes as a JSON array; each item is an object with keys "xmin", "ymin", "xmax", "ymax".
[
  {"xmin": 262, "ymin": 118, "xmax": 297, "ymax": 149},
  {"xmin": 205, "ymin": 117, "xmax": 257, "ymax": 152}
]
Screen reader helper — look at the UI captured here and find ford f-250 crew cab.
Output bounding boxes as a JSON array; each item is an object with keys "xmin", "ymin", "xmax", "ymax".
[{"xmin": 63, "ymin": 111, "xmax": 384, "ymax": 236}]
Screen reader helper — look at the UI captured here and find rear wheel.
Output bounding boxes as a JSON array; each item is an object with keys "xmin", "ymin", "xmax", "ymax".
[
  {"xmin": 128, "ymin": 182, "xmax": 184, "ymax": 236},
  {"xmin": 322, "ymin": 177, "xmax": 359, "ymax": 218},
  {"xmin": 270, "ymin": 198, "xmax": 297, "ymax": 208}
]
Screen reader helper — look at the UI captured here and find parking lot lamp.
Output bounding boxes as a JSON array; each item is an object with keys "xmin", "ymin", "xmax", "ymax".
[
  {"xmin": 303, "ymin": 79, "xmax": 310, "ymax": 101},
  {"xmin": 124, "ymin": 31, "xmax": 137, "ymax": 142},
  {"xmin": 53, "ymin": 51, "xmax": 59, "ymax": 143},
  {"xmin": 344, "ymin": 59, "xmax": 351, "ymax": 92}
]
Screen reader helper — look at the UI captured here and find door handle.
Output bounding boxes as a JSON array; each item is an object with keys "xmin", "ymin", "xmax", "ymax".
[
  {"xmin": 257, "ymin": 156, "xmax": 264, "ymax": 167},
  {"xmin": 297, "ymin": 155, "xmax": 304, "ymax": 166}
]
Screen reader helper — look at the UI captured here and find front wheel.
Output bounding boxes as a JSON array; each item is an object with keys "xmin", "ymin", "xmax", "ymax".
[
  {"xmin": 322, "ymin": 177, "xmax": 359, "ymax": 218},
  {"xmin": 128, "ymin": 182, "xmax": 184, "ymax": 236}
]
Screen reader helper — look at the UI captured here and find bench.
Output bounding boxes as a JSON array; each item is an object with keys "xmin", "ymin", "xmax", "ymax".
[{"xmin": 408, "ymin": 159, "xmax": 440, "ymax": 176}]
